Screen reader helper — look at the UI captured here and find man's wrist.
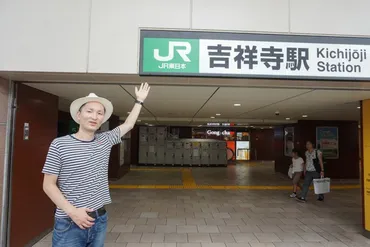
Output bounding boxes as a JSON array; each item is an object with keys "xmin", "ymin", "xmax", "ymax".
[
  {"xmin": 135, "ymin": 99, "xmax": 144, "ymax": 105},
  {"xmin": 65, "ymin": 205, "xmax": 76, "ymax": 216}
]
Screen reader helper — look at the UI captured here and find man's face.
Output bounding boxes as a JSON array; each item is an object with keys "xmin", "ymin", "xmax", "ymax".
[{"xmin": 77, "ymin": 102, "xmax": 105, "ymax": 132}]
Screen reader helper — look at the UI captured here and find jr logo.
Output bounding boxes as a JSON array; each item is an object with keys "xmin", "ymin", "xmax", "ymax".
[{"xmin": 154, "ymin": 41, "xmax": 191, "ymax": 62}]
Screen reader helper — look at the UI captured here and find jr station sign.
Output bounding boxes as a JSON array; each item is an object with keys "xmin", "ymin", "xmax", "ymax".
[{"xmin": 139, "ymin": 29, "xmax": 370, "ymax": 81}]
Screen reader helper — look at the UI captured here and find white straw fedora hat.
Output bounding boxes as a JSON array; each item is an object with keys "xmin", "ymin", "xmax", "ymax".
[{"xmin": 70, "ymin": 93, "xmax": 113, "ymax": 124}]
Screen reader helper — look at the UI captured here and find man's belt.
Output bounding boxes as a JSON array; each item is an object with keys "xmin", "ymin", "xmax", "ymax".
[{"xmin": 87, "ymin": 206, "xmax": 106, "ymax": 218}]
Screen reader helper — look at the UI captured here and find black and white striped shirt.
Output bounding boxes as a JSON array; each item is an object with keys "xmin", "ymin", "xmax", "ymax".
[{"xmin": 42, "ymin": 127, "xmax": 121, "ymax": 218}]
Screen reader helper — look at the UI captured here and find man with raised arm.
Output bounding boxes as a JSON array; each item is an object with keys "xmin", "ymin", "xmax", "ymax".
[{"xmin": 42, "ymin": 82, "xmax": 150, "ymax": 247}]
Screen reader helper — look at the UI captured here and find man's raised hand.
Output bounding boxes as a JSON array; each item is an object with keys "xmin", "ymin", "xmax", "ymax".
[{"xmin": 135, "ymin": 82, "xmax": 150, "ymax": 102}]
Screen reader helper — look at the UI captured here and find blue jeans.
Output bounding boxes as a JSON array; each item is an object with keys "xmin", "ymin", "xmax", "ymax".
[
  {"xmin": 300, "ymin": 171, "xmax": 324, "ymax": 200},
  {"xmin": 52, "ymin": 212, "xmax": 108, "ymax": 247}
]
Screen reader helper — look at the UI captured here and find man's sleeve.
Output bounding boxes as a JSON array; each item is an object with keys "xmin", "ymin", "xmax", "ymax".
[
  {"xmin": 103, "ymin": 127, "xmax": 122, "ymax": 146},
  {"xmin": 42, "ymin": 140, "xmax": 62, "ymax": 176}
]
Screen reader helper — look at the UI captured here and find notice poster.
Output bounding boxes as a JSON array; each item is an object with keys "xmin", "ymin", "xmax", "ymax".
[
  {"xmin": 284, "ymin": 127, "xmax": 294, "ymax": 157},
  {"xmin": 316, "ymin": 127, "xmax": 339, "ymax": 159}
]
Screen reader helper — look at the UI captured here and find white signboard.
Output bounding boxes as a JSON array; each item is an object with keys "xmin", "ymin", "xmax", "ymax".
[
  {"xmin": 199, "ymin": 40, "xmax": 369, "ymax": 78},
  {"xmin": 140, "ymin": 30, "xmax": 370, "ymax": 80}
]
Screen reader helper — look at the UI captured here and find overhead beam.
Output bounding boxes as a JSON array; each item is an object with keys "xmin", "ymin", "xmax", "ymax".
[{"xmin": 2, "ymin": 72, "xmax": 370, "ymax": 90}]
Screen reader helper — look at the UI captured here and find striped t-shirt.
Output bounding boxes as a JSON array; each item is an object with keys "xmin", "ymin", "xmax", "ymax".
[{"xmin": 42, "ymin": 127, "xmax": 121, "ymax": 218}]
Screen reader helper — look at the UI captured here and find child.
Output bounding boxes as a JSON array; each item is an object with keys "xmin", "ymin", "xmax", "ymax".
[{"xmin": 289, "ymin": 149, "xmax": 304, "ymax": 198}]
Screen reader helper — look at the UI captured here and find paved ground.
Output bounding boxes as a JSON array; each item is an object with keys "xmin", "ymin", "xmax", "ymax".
[
  {"xmin": 34, "ymin": 162, "xmax": 369, "ymax": 247},
  {"xmin": 110, "ymin": 162, "xmax": 360, "ymax": 187}
]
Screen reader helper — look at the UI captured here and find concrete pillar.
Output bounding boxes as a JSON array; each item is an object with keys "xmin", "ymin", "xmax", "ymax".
[
  {"xmin": 362, "ymin": 99, "xmax": 370, "ymax": 237},
  {"xmin": 0, "ymin": 77, "xmax": 10, "ymax": 245},
  {"xmin": 0, "ymin": 78, "xmax": 10, "ymax": 221}
]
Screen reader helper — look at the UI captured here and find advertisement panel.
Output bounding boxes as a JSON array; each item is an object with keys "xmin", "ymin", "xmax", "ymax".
[{"xmin": 316, "ymin": 127, "xmax": 339, "ymax": 159}]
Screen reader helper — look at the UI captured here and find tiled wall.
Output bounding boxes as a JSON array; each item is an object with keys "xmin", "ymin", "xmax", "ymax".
[{"xmin": 0, "ymin": 77, "xmax": 10, "ymax": 223}]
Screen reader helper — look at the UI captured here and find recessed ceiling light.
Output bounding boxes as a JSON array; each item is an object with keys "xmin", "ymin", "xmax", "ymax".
[
  {"xmin": 137, "ymin": 120, "xmax": 141, "ymax": 122},
  {"xmin": 286, "ymin": 117, "xmax": 291, "ymax": 120},
  {"xmin": 357, "ymin": 106, "xmax": 361, "ymax": 109},
  {"xmin": 302, "ymin": 115, "xmax": 308, "ymax": 118},
  {"xmin": 127, "ymin": 111, "xmax": 131, "ymax": 114},
  {"xmin": 216, "ymin": 113, "xmax": 221, "ymax": 116},
  {"xmin": 210, "ymin": 116, "xmax": 215, "ymax": 118},
  {"xmin": 234, "ymin": 103, "xmax": 241, "ymax": 106},
  {"xmin": 269, "ymin": 126, "xmax": 273, "ymax": 129}
]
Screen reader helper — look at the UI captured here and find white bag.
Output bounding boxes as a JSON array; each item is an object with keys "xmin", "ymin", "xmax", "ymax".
[
  {"xmin": 313, "ymin": 177, "xmax": 331, "ymax": 194},
  {"xmin": 288, "ymin": 167, "xmax": 293, "ymax": 179}
]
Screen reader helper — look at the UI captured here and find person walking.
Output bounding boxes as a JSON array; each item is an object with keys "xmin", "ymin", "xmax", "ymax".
[
  {"xmin": 42, "ymin": 82, "xmax": 150, "ymax": 247},
  {"xmin": 296, "ymin": 141, "xmax": 325, "ymax": 203},
  {"xmin": 289, "ymin": 149, "xmax": 304, "ymax": 198}
]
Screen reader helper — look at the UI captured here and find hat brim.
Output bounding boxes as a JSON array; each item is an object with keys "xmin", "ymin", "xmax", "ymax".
[{"xmin": 70, "ymin": 96, "xmax": 113, "ymax": 124}]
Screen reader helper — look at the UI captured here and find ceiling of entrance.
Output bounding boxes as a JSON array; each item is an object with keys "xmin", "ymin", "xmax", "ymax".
[{"xmin": 23, "ymin": 82, "xmax": 367, "ymax": 126}]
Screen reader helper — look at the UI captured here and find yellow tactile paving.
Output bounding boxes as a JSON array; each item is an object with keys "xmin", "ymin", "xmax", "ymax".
[
  {"xmin": 181, "ymin": 168, "xmax": 197, "ymax": 187},
  {"xmin": 137, "ymin": 185, "xmax": 156, "ymax": 189},
  {"xmin": 196, "ymin": 185, "xmax": 213, "ymax": 189},
  {"xmin": 109, "ymin": 167, "xmax": 361, "ymax": 190},
  {"xmin": 109, "ymin": 184, "xmax": 360, "ymax": 190},
  {"xmin": 168, "ymin": 185, "xmax": 185, "ymax": 189},
  {"xmin": 155, "ymin": 185, "xmax": 171, "ymax": 189}
]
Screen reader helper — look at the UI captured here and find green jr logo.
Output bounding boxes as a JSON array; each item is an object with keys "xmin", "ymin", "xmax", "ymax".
[
  {"xmin": 142, "ymin": 38, "xmax": 199, "ymax": 73},
  {"xmin": 154, "ymin": 41, "xmax": 192, "ymax": 62}
]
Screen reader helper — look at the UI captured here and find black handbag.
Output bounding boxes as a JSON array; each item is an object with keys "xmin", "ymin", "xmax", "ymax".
[{"xmin": 312, "ymin": 150, "xmax": 321, "ymax": 173}]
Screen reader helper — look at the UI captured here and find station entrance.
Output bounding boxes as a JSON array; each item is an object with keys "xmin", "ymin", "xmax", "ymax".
[
  {"xmin": 2, "ymin": 78, "xmax": 369, "ymax": 246},
  {"xmin": 14, "ymin": 81, "xmax": 367, "ymax": 169}
]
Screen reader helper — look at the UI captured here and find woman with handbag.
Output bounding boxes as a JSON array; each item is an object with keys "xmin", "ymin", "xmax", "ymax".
[{"xmin": 296, "ymin": 141, "xmax": 325, "ymax": 203}]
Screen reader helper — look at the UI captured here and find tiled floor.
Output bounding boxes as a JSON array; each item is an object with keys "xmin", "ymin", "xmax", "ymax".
[
  {"xmin": 34, "ymin": 163, "xmax": 369, "ymax": 247},
  {"xmin": 111, "ymin": 162, "xmax": 360, "ymax": 188},
  {"xmin": 111, "ymin": 169, "xmax": 184, "ymax": 185},
  {"xmin": 111, "ymin": 162, "xmax": 293, "ymax": 186}
]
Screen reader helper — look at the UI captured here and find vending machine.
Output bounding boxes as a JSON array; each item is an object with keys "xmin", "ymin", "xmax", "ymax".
[{"xmin": 236, "ymin": 132, "xmax": 250, "ymax": 160}]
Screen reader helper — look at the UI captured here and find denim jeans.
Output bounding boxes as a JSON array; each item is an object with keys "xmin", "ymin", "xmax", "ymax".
[
  {"xmin": 52, "ymin": 211, "xmax": 108, "ymax": 247},
  {"xmin": 300, "ymin": 171, "xmax": 324, "ymax": 200}
]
